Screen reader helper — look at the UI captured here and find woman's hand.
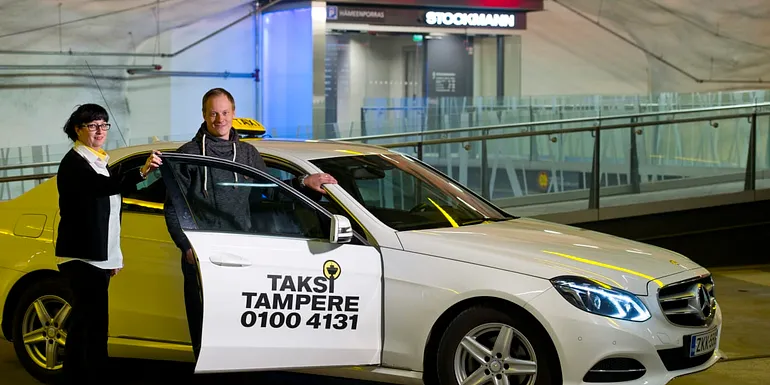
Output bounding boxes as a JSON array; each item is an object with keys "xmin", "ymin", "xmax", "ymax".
[{"xmin": 141, "ymin": 150, "xmax": 163, "ymax": 178}]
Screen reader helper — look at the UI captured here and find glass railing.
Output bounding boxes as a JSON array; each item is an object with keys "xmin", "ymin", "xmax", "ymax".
[
  {"xmin": 369, "ymin": 103, "xmax": 770, "ymax": 218},
  {"xmin": 224, "ymin": 89, "xmax": 770, "ymax": 141},
  {"xmin": 296, "ymin": 89, "xmax": 770, "ymax": 140},
  {"xmin": 3, "ymin": 90, "xmax": 770, "ymax": 216}
]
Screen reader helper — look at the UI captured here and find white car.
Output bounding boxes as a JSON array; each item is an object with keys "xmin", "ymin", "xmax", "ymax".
[{"xmin": 0, "ymin": 139, "xmax": 722, "ymax": 385}]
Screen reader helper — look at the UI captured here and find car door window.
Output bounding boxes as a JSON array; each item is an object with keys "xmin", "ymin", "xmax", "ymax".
[
  {"xmin": 262, "ymin": 158, "xmax": 369, "ymax": 243},
  {"xmin": 166, "ymin": 158, "xmax": 340, "ymax": 242}
]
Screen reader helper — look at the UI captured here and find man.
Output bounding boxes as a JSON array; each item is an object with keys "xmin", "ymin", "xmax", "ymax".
[{"xmin": 163, "ymin": 87, "xmax": 337, "ymax": 361}]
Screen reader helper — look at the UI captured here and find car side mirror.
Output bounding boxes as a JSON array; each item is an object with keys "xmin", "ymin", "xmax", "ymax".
[{"xmin": 330, "ymin": 215, "xmax": 353, "ymax": 244}]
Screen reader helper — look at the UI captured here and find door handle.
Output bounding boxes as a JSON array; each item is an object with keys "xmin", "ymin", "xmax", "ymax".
[{"xmin": 209, "ymin": 254, "xmax": 252, "ymax": 267}]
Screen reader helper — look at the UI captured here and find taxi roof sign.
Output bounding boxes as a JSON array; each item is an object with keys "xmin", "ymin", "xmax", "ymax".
[{"xmin": 232, "ymin": 117, "xmax": 267, "ymax": 138}]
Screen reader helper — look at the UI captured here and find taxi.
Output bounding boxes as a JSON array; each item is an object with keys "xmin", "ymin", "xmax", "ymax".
[{"xmin": 0, "ymin": 138, "xmax": 722, "ymax": 385}]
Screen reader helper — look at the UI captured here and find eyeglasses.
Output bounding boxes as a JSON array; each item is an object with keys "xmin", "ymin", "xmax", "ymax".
[{"xmin": 81, "ymin": 123, "xmax": 111, "ymax": 131}]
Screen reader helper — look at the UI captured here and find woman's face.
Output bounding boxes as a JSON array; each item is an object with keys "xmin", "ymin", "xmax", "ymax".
[{"xmin": 76, "ymin": 120, "xmax": 109, "ymax": 150}]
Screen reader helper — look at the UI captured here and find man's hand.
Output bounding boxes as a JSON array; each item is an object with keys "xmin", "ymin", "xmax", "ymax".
[
  {"xmin": 185, "ymin": 249, "xmax": 195, "ymax": 265},
  {"xmin": 302, "ymin": 173, "xmax": 337, "ymax": 194}
]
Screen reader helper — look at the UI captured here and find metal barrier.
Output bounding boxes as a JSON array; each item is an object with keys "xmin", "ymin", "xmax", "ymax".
[
  {"xmin": 374, "ymin": 108, "xmax": 770, "ymax": 209},
  {"xmin": 335, "ymin": 101, "xmax": 770, "ymax": 142},
  {"xmin": 2, "ymin": 102, "xmax": 770, "ymax": 212}
]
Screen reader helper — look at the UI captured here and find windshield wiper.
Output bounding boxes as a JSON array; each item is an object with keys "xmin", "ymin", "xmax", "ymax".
[
  {"xmin": 486, "ymin": 217, "xmax": 514, "ymax": 222},
  {"xmin": 461, "ymin": 217, "xmax": 513, "ymax": 226}
]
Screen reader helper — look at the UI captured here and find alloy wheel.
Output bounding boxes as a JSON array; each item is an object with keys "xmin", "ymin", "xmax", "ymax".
[
  {"xmin": 453, "ymin": 322, "xmax": 538, "ymax": 385},
  {"xmin": 20, "ymin": 294, "xmax": 70, "ymax": 370}
]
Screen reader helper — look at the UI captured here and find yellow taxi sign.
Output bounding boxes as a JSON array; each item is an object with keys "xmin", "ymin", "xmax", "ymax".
[{"xmin": 232, "ymin": 117, "xmax": 267, "ymax": 138}]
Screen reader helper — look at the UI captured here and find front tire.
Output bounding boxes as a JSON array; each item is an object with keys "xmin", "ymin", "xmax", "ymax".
[
  {"xmin": 11, "ymin": 277, "xmax": 72, "ymax": 384},
  {"xmin": 435, "ymin": 305, "xmax": 555, "ymax": 385}
]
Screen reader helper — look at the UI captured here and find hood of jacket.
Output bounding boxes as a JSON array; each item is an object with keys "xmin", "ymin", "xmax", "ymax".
[
  {"xmin": 193, "ymin": 122, "xmax": 240, "ymax": 158},
  {"xmin": 192, "ymin": 122, "xmax": 241, "ymax": 197}
]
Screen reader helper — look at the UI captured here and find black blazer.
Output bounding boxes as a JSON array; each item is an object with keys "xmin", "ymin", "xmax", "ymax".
[{"xmin": 55, "ymin": 149, "xmax": 143, "ymax": 262}]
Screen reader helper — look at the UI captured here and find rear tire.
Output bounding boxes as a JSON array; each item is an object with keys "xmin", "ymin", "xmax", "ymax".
[
  {"xmin": 11, "ymin": 277, "xmax": 72, "ymax": 384},
  {"xmin": 435, "ymin": 305, "xmax": 555, "ymax": 385}
]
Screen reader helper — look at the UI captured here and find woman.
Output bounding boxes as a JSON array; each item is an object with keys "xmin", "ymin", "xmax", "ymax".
[{"xmin": 54, "ymin": 103, "xmax": 161, "ymax": 384}]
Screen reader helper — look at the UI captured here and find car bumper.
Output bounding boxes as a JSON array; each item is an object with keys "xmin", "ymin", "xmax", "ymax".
[{"xmin": 525, "ymin": 286, "xmax": 723, "ymax": 385}]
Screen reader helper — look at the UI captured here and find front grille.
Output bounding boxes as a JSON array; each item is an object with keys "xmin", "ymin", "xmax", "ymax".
[
  {"xmin": 583, "ymin": 358, "xmax": 646, "ymax": 382},
  {"xmin": 657, "ymin": 275, "xmax": 716, "ymax": 327}
]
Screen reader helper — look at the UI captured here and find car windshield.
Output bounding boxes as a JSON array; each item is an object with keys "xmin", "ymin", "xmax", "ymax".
[{"xmin": 310, "ymin": 152, "xmax": 515, "ymax": 231}]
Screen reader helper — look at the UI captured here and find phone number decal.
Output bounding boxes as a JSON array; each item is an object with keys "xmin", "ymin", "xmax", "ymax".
[{"xmin": 241, "ymin": 311, "xmax": 359, "ymax": 330}]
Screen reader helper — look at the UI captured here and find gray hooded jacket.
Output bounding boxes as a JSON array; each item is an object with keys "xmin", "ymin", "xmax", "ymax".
[{"xmin": 164, "ymin": 122, "xmax": 273, "ymax": 252}]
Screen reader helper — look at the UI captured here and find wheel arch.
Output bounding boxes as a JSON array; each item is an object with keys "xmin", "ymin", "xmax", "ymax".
[
  {"xmin": 2, "ymin": 269, "xmax": 61, "ymax": 341},
  {"xmin": 421, "ymin": 296, "xmax": 563, "ymax": 385}
]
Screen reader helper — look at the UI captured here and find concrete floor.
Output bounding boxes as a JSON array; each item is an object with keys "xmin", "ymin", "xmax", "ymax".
[{"xmin": 0, "ymin": 264, "xmax": 768, "ymax": 385}]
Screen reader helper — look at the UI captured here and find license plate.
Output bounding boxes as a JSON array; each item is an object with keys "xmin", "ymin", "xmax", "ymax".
[{"xmin": 689, "ymin": 328, "xmax": 718, "ymax": 358}]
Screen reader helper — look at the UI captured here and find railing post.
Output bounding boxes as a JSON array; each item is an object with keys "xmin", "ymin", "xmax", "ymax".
[
  {"xmin": 745, "ymin": 112, "xmax": 757, "ymax": 191},
  {"xmin": 589, "ymin": 125, "xmax": 601, "ymax": 209},
  {"xmin": 417, "ymin": 142, "xmax": 423, "ymax": 161},
  {"xmin": 360, "ymin": 108, "xmax": 367, "ymax": 138},
  {"xmin": 481, "ymin": 128, "xmax": 490, "ymax": 199},
  {"xmin": 629, "ymin": 118, "xmax": 641, "ymax": 194}
]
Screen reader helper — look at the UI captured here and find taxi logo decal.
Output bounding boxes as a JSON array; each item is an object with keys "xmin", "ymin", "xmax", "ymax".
[
  {"xmin": 324, "ymin": 260, "xmax": 341, "ymax": 280},
  {"xmin": 239, "ymin": 261, "xmax": 360, "ymax": 331}
]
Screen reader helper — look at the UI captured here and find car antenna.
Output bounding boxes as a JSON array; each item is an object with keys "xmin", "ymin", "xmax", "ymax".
[{"xmin": 84, "ymin": 60, "xmax": 128, "ymax": 147}]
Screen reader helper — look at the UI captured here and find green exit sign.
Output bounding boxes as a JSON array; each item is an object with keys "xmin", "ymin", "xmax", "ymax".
[{"xmin": 412, "ymin": 34, "xmax": 424, "ymax": 42}]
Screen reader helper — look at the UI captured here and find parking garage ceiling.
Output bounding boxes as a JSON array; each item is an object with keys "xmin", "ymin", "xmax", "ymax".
[
  {"xmin": 0, "ymin": 0, "xmax": 768, "ymax": 89},
  {"xmin": 0, "ymin": 0, "xmax": 253, "ymax": 53},
  {"xmin": 554, "ymin": 0, "xmax": 770, "ymax": 88}
]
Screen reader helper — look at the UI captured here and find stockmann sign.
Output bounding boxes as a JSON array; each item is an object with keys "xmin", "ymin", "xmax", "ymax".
[{"xmin": 425, "ymin": 11, "xmax": 516, "ymax": 28}]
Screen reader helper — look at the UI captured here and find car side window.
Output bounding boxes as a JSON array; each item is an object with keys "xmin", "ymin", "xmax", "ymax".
[
  {"xmin": 111, "ymin": 154, "xmax": 166, "ymax": 215},
  {"xmin": 263, "ymin": 159, "xmax": 369, "ymax": 244},
  {"xmin": 168, "ymin": 161, "xmax": 331, "ymax": 241}
]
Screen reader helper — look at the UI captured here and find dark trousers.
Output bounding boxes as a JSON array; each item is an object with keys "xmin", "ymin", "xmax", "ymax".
[
  {"xmin": 181, "ymin": 253, "xmax": 203, "ymax": 361},
  {"xmin": 58, "ymin": 260, "xmax": 111, "ymax": 385}
]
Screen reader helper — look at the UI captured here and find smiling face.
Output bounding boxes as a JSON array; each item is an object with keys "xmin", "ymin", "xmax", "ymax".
[
  {"xmin": 75, "ymin": 120, "xmax": 109, "ymax": 150},
  {"xmin": 203, "ymin": 94, "xmax": 235, "ymax": 139}
]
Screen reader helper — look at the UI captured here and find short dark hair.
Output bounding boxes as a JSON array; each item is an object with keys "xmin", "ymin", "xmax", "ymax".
[
  {"xmin": 202, "ymin": 88, "xmax": 236, "ymax": 112},
  {"xmin": 63, "ymin": 104, "xmax": 109, "ymax": 142}
]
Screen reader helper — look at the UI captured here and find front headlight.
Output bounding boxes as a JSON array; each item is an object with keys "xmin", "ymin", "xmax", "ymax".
[{"xmin": 550, "ymin": 276, "xmax": 651, "ymax": 322}]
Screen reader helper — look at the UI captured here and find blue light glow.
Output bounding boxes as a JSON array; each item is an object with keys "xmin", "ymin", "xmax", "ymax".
[{"xmin": 260, "ymin": 7, "xmax": 314, "ymax": 139}]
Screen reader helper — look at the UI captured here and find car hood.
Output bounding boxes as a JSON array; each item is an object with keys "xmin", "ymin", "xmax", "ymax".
[{"xmin": 396, "ymin": 217, "xmax": 701, "ymax": 295}]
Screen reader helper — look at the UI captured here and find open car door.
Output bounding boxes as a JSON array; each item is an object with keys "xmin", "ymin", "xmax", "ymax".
[{"xmin": 158, "ymin": 152, "xmax": 383, "ymax": 373}]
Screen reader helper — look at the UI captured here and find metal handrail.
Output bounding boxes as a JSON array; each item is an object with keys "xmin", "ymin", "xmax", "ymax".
[
  {"xmin": 0, "ymin": 102, "xmax": 770, "ymax": 176},
  {"xmin": 0, "ymin": 161, "xmax": 59, "ymax": 172},
  {"xmin": 0, "ymin": 107, "xmax": 770, "ymax": 183},
  {"xmin": 0, "ymin": 173, "xmax": 56, "ymax": 183},
  {"xmin": 376, "ymin": 110, "xmax": 770, "ymax": 149},
  {"xmin": 1, "ymin": 103, "xmax": 768, "ymax": 187},
  {"xmin": 335, "ymin": 101, "xmax": 770, "ymax": 142}
]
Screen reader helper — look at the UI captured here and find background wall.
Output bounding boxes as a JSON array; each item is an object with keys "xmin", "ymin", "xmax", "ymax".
[
  {"xmin": 0, "ymin": 1, "xmax": 257, "ymax": 162},
  {"xmin": 517, "ymin": 0, "xmax": 650, "ymax": 96},
  {"xmin": 328, "ymin": 33, "xmax": 421, "ymax": 136},
  {"xmin": 3, "ymin": 0, "xmax": 770, "ymax": 154},
  {"xmin": 473, "ymin": 35, "xmax": 522, "ymax": 98}
]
